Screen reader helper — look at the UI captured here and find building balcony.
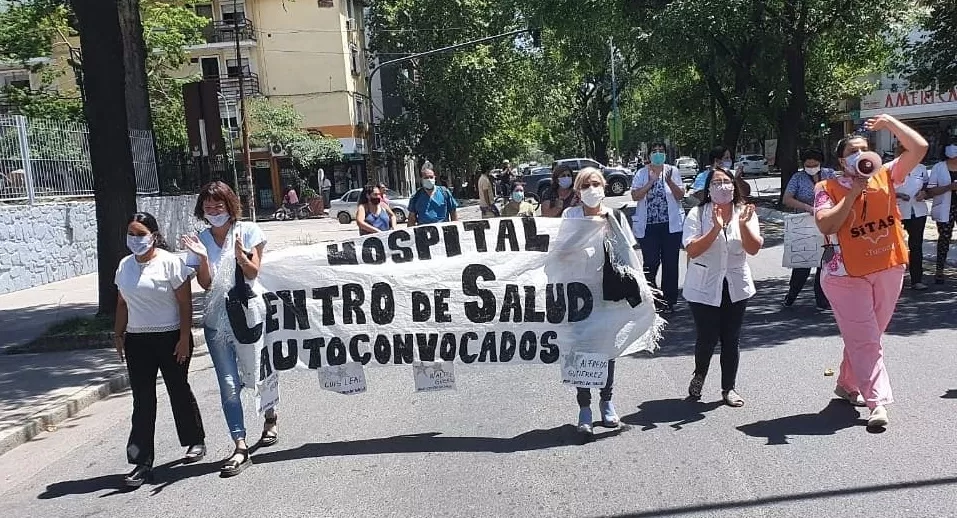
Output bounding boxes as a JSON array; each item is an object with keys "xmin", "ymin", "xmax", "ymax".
[
  {"xmin": 204, "ymin": 73, "xmax": 262, "ymax": 100},
  {"xmin": 196, "ymin": 19, "xmax": 257, "ymax": 46}
]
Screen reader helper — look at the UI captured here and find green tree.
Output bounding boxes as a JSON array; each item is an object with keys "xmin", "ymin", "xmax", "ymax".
[
  {"xmin": 247, "ymin": 97, "xmax": 343, "ymax": 174},
  {"xmin": 906, "ymin": 2, "xmax": 957, "ymax": 89}
]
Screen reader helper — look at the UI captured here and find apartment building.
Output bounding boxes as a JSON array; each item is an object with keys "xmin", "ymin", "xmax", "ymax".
[{"xmin": 185, "ymin": 0, "xmax": 371, "ymax": 208}]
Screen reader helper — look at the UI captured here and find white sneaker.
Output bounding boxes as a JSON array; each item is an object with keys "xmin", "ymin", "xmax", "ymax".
[
  {"xmin": 834, "ymin": 386, "xmax": 866, "ymax": 407},
  {"xmin": 867, "ymin": 405, "xmax": 889, "ymax": 427}
]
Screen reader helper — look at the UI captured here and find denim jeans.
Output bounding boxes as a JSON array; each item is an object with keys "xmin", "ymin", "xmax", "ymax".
[{"xmin": 204, "ymin": 326, "xmax": 248, "ymax": 441}]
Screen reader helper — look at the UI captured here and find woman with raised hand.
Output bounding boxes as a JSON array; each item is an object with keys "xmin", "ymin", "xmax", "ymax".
[
  {"xmin": 181, "ymin": 181, "xmax": 275, "ymax": 477},
  {"xmin": 814, "ymin": 115, "xmax": 927, "ymax": 428},
  {"xmin": 682, "ymin": 167, "xmax": 763, "ymax": 408},
  {"xmin": 114, "ymin": 212, "xmax": 205, "ymax": 487}
]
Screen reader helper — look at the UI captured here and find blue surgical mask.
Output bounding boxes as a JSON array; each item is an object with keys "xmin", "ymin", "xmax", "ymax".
[
  {"xmin": 720, "ymin": 160, "xmax": 733, "ymax": 170},
  {"xmin": 650, "ymin": 152, "xmax": 667, "ymax": 166},
  {"xmin": 126, "ymin": 235, "xmax": 153, "ymax": 256},
  {"xmin": 511, "ymin": 191, "xmax": 525, "ymax": 202},
  {"xmin": 205, "ymin": 212, "xmax": 231, "ymax": 228},
  {"xmin": 558, "ymin": 177, "xmax": 573, "ymax": 189},
  {"xmin": 946, "ymin": 145, "xmax": 957, "ymax": 159}
]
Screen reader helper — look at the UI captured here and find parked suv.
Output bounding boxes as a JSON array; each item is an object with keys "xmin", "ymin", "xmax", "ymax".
[{"xmin": 521, "ymin": 158, "xmax": 633, "ymax": 199}]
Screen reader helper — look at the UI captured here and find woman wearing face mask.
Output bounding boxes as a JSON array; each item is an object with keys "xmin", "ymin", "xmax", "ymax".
[
  {"xmin": 356, "ymin": 184, "xmax": 396, "ymax": 235},
  {"xmin": 782, "ymin": 149, "xmax": 836, "ymax": 308},
  {"xmin": 683, "ymin": 167, "xmax": 762, "ymax": 407},
  {"xmin": 814, "ymin": 115, "xmax": 927, "ymax": 428},
  {"xmin": 926, "ymin": 137, "xmax": 957, "ymax": 284},
  {"xmin": 690, "ymin": 146, "xmax": 752, "ymax": 203},
  {"xmin": 114, "ymin": 212, "xmax": 205, "ymax": 487},
  {"xmin": 180, "ymin": 181, "xmax": 274, "ymax": 477},
  {"xmin": 893, "ymin": 143, "xmax": 930, "ymax": 291},
  {"xmin": 631, "ymin": 142, "xmax": 685, "ymax": 313},
  {"xmin": 500, "ymin": 182, "xmax": 536, "ymax": 217},
  {"xmin": 562, "ymin": 168, "xmax": 625, "ymax": 434},
  {"xmin": 540, "ymin": 164, "xmax": 578, "ymax": 217}
]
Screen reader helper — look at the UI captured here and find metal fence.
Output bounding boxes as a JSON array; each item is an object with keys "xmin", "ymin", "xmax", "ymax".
[{"xmin": 0, "ymin": 115, "xmax": 159, "ymax": 204}]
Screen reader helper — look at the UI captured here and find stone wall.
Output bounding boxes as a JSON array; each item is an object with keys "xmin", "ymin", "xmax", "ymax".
[{"xmin": 0, "ymin": 195, "xmax": 201, "ymax": 294}]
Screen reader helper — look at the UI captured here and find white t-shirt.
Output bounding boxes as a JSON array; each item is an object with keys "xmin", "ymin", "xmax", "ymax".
[
  {"xmin": 185, "ymin": 222, "xmax": 267, "ymax": 281},
  {"xmin": 115, "ymin": 249, "xmax": 191, "ymax": 333}
]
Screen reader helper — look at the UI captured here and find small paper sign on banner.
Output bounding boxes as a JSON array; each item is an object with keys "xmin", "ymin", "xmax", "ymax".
[
  {"xmin": 256, "ymin": 372, "xmax": 280, "ymax": 414},
  {"xmin": 783, "ymin": 213, "xmax": 824, "ymax": 269},
  {"xmin": 318, "ymin": 363, "xmax": 367, "ymax": 395},
  {"xmin": 561, "ymin": 352, "xmax": 610, "ymax": 388},
  {"xmin": 412, "ymin": 361, "xmax": 456, "ymax": 392}
]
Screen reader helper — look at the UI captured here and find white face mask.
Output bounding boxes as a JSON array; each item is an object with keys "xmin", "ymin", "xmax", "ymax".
[
  {"xmin": 804, "ymin": 167, "xmax": 820, "ymax": 175},
  {"xmin": 422, "ymin": 178, "xmax": 436, "ymax": 190},
  {"xmin": 946, "ymin": 145, "xmax": 957, "ymax": 159},
  {"xmin": 580, "ymin": 186, "xmax": 605, "ymax": 208},
  {"xmin": 127, "ymin": 235, "xmax": 153, "ymax": 256},
  {"xmin": 205, "ymin": 212, "xmax": 231, "ymax": 228},
  {"xmin": 709, "ymin": 183, "xmax": 735, "ymax": 204},
  {"xmin": 720, "ymin": 160, "xmax": 733, "ymax": 170},
  {"xmin": 558, "ymin": 177, "xmax": 573, "ymax": 189}
]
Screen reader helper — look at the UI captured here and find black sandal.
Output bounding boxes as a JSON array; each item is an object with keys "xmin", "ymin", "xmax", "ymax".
[
  {"xmin": 220, "ymin": 447, "xmax": 251, "ymax": 478},
  {"xmin": 259, "ymin": 416, "xmax": 278, "ymax": 447}
]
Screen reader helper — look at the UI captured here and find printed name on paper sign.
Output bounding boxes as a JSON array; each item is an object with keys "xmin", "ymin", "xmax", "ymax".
[
  {"xmin": 318, "ymin": 362, "xmax": 367, "ymax": 395},
  {"xmin": 561, "ymin": 352, "xmax": 610, "ymax": 388},
  {"xmin": 256, "ymin": 372, "xmax": 280, "ymax": 414},
  {"xmin": 412, "ymin": 360, "xmax": 456, "ymax": 392}
]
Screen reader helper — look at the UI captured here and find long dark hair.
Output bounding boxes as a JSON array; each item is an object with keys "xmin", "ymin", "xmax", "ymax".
[
  {"xmin": 358, "ymin": 184, "xmax": 380, "ymax": 205},
  {"xmin": 129, "ymin": 211, "xmax": 169, "ymax": 250},
  {"xmin": 700, "ymin": 167, "xmax": 744, "ymax": 206},
  {"xmin": 550, "ymin": 163, "xmax": 573, "ymax": 190},
  {"xmin": 194, "ymin": 181, "xmax": 241, "ymax": 222}
]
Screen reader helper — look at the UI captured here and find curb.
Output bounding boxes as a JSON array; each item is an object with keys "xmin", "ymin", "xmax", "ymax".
[
  {"xmin": 0, "ymin": 328, "xmax": 206, "ymax": 458},
  {"xmin": 756, "ymin": 206, "xmax": 957, "ymax": 267}
]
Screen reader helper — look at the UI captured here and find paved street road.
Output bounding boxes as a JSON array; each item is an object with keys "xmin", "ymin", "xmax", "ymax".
[{"xmin": 2, "ymin": 211, "xmax": 957, "ymax": 517}]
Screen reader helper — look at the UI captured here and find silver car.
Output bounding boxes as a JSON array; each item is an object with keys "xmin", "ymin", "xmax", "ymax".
[{"xmin": 330, "ymin": 188, "xmax": 409, "ymax": 224}]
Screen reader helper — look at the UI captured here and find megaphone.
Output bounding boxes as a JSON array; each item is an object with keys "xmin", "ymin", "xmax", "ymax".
[{"xmin": 846, "ymin": 151, "xmax": 883, "ymax": 178}]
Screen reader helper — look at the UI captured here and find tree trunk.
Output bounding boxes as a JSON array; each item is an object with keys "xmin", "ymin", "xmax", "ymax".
[
  {"xmin": 776, "ymin": 42, "xmax": 807, "ymax": 203},
  {"xmin": 722, "ymin": 112, "xmax": 745, "ymax": 153},
  {"xmin": 73, "ymin": 0, "xmax": 137, "ymax": 317},
  {"xmin": 117, "ymin": 0, "xmax": 152, "ymax": 132}
]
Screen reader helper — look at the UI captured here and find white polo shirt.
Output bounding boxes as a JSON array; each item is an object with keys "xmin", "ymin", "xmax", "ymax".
[
  {"xmin": 115, "ymin": 249, "xmax": 191, "ymax": 333},
  {"xmin": 681, "ymin": 203, "xmax": 759, "ymax": 307}
]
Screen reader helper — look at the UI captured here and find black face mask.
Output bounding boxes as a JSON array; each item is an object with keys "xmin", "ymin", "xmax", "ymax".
[{"xmin": 370, "ymin": 197, "xmax": 381, "ymax": 204}]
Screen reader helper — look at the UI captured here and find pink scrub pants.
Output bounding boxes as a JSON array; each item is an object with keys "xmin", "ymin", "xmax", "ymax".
[{"xmin": 821, "ymin": 266, "xmax": 904, "ymax": 409}]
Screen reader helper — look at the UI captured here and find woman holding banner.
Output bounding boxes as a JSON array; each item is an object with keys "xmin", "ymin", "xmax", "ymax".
[
  {"xmin": 561, "ymin": 167, "xmax": 626, "ymax": 434},
  {"xmin": 682, "ymin": 167, "xmax": 763, "ymax": 407},
  {"xmin": 813, "ymin": 115, "xmax": 927, "ymax": 428},
  {"xmin": 181, "ymin": 181, "xmax": 277, "ymax": 477},
  {"xmin": 782, "ymin": 149, "xmax": 835, "ymax": 309}
]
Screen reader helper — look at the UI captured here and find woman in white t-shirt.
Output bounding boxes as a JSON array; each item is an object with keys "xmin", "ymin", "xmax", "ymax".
[
  {"xmin": 682, "ymin": 167, "xmax": 763, "ymax": 407},
  {"xmin": 114, "ymin": 212, "xmax": 205, "ymax": 488},
  {"xmin": 561, "ymin": 167, "xmax": 625, "ymax": 436},
  {"xmin": 181, "ymin": 181, "xmax": 272, "ymax": 478}
]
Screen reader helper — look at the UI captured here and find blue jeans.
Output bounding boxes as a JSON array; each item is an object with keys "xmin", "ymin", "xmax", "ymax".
[
  {"xmin": 204, "ymin": 326, "xmax": 248, "ymax": 441},
  {"xmin": 639, "ymin": 222, "xmax": 682, "ymax": 306}
]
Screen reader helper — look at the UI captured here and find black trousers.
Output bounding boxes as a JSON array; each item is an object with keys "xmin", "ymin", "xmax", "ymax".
[
  {"xmin": 903, "ymin": 216, "xmax": 926, "ymax": 283},
  {"xmin": 787, "ymin": 267, "xmax": 827, "ymax": 307},
  {"xmin": 125, "ymin": 330, "xmax": 205, "ymax": 466},
  {"xmin": 688, "ymin": 282, "xmax": 748, "ymax": 391},
  {"xmin": 576, "ymin": 359, "xmax": 616, "ymax": 407},
  {"xmin": 639, "ymin": 223, "xmax": 683, "ymax": 307}
]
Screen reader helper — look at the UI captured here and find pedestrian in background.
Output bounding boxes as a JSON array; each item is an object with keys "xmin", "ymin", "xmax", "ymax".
[
  {"xmin": 540, "ymin": 164, "xmax": 578, "ymax": 217},
  {"xmin": 282, "ymin": 184, "xmax": 300, "ymax": 219},
  {"xmin": 114, "ymin": 212, "xmax": 205, "ymax": 487},
  {"xmin": 500, "ymin": 181, "xmax": 536, "ymax": 217},
  {"xmin": 893, "ymin": 143, "xmax": 930, "ymax": 291},
  {"xmin": 181, "ymin": 181, "xmax": 276, "ymax": 477},
  {"xmin": 814, "ymin": 115, "xmax": 927, "ymax": 428},
  {"xmin": 562, "ymin": 167, "xmax": 622, "ymax": 434},
  {"xmin": 782, "ymin": 149, "xmax": 835, "ymax": 308},
  {"xmin": 356, "ymin": 183, "xmax": 396, "ymax": 235},
  {"xmin": 320, "ymin": 169, "xmax": 332, "ymax": 215},
  {"xmin": 630, "ymin": 141, "xmax": 685, "ymax": 313},
  {"xmin": 477, "ymin": 169, "xmax": 498, "ymax": 218},
  {"xmin": 926, "ymin": 137, "xmax": 957, "ymax": 284},
  {"xmin": 407, "ymin": 167, "xmax": 458, "ymax": 226},
  {"xmin": 682, "ymin": 167, "xmax": 763, "ymax": 407}
]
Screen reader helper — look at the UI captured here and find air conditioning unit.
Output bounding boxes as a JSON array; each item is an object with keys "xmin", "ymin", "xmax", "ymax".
[
  {"xmin": 345, "ymin": 18, "xmax": 356, "ymax": 31},
  {"xmin": 269, "ymin": 143, "xmax": 287, "ymax": 157}
]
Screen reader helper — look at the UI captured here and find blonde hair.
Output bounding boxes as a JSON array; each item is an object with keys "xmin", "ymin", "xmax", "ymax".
[{"xmin": 574, "ymin": 167, "xmax": 605, "ymax": 191}]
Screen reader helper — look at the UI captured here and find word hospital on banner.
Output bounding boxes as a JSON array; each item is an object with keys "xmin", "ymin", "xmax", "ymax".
[{"xmin": 220, "ymin": 217, "xmax": 661, "ymax": 407}]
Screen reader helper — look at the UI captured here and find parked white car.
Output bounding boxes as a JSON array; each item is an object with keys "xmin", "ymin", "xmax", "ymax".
[
  {"xmin": 734, "ymin": 154, "xmax": 769, "ymax": 176},
  {"xmin": 675, "ymin": 157, "xmax": 699, "ymax": 179},
  {"xmin": 330, "ymin": 188, "xmax": 409, "ymax": 225}
]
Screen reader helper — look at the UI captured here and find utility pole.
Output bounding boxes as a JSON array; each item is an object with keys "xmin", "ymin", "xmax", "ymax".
[
  {"xmin": 234, "ymin": 0, "xmax": 256, "ymax": 221},
  {"xmin": 609, "ymin": 36, "xmax": 621, "ymax": 159},
  {"xmin": 218, "ymin": 91, "xmax": 240, "ymax": 195}
]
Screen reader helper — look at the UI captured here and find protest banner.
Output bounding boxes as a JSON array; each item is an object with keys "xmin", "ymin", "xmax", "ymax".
[
  {"xmin": 783, "ymin": 213, "xmax": 824, "ymax": 269},
  {"xmin": 218, "ymin": 217, "xmax": 660, "ymax": 409}
]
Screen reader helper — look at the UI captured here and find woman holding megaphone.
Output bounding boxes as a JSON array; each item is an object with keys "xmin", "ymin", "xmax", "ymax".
[{"xmin": 813, "ymin": 114, "xmax": 927, "ymax": 429}]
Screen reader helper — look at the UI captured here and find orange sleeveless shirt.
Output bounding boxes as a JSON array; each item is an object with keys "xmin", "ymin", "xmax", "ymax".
[{"xmin": 820, "ymin": 168, "xmax": 907, "ymax": 277}]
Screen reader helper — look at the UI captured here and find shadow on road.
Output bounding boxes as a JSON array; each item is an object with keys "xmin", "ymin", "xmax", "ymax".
[
  {"xmin": 0, "ymin": 302, "xmax": 97, "ymax": 349},
  {"xmin": 36, "ymin": 457, "xmax": 219, "ymax": 500},
  {"xmin": 941, "ymin": 390, "xmax": 957, "ymax": 399},
  {"xmin": 735, "ymin": 399, "xmax": 865, "ymax": 445},
  {"xmin": 250, "ymin": 425, "xmax": 628, "ymax": 463},
  {"xmin": 620, "ymin": 398, "xmax": 723, "ymax": 431}
]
